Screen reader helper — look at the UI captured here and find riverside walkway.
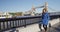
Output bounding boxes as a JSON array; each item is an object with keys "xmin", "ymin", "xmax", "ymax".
[{"xmin": 4, "ymin": 18, "xmax": 60, "ymax": 32}]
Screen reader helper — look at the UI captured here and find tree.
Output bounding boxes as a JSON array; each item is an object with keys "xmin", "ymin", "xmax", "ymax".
[{"xmin": 16, "ymin": 12, "xmax": 23, "ymax": 16}]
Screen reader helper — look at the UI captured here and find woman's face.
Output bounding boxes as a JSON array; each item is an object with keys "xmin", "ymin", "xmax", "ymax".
[{"xmin": 43, "ymin": 10, "xmax": 46, "ymax": 13}]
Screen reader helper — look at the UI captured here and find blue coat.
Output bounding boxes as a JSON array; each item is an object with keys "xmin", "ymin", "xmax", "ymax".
[{"xmin": 42, "ymin": 12, "xmax": 50, "ymax": 25}]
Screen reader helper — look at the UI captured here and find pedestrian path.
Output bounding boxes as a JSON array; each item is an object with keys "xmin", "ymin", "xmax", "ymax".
[{"xmin": 5, "ymin": 18, "xmax": 60, "ymax": 32}]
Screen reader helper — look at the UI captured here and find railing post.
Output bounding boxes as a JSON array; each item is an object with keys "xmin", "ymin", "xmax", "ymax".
[
  {"xmin": 18, "ymin": 20, "xmax": 20, "ymax": 26},
  {"xmin": 17, "ymin": 20, "xmax": 19, "ymax": 27},
  {"xmin": 15, "ymin": 21, "xmax": 17, "ymax": 27},
  {"xmin": 3, "ymin": 22, "xmax": 5, "ymax": 30},
  {"xmin": 17, "ymin": 20, "xmax": 18, "ymax": 27},
  {"xmin": 12, "ymin": 21, "xmax": 14, "ymax": 28},
  {"xmin": 20, "ymin": 20, "xmax": 21, "ymax": 26},
  {"xmin": 0, "ymin": 22, "xmax": 1, "ymax": 31},
  {"xmin": 59, "ymin": 15, "xmax": 60, "ymax": 23},
  {"xmin": 18, "ymin": 20, "xmax": 20, "ymax": 27},
  {"xmin": 10, "ymin": 21, "xmax": 11, "ymax": 28},
  {"xmin": 24, "ymin": 20, "xmax": 26, "ymax": 27},
  {"xmin": 7, "ymin": 21, "xmax": 9, "ymax": 29}
]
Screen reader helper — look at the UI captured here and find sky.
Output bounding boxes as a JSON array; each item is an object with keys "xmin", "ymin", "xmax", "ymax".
[{"xmin": 0, "ymin": 0, "xmax": 60, "ymax": 13}]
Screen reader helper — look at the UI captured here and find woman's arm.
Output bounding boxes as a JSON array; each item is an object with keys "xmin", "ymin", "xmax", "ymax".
[{"xmin": 47, "ymin": 13, "xmax": 50, "ymax": 20}]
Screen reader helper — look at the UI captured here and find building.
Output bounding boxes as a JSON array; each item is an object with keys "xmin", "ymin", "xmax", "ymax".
[{"xmin": 0, "ymin": 12, "xmax": 12, "ymax": 18}]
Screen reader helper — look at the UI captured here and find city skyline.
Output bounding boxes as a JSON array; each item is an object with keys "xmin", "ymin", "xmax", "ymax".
[{"xmin": 0, "ymin": 0, "xmax": 60, "ymax": 13}]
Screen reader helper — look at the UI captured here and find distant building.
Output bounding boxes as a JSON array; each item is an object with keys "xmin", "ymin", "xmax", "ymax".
[
  {"xmin": 0, "ymin": 12, "xmax": 12, "ymax": 18},
  {"xmin": 23, "ymin": 11, "xmax": 35, "ymax": 16}
]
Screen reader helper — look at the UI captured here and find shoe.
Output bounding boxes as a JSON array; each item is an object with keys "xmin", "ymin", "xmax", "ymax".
[{"xmin": 40, "ymin": 29, "xmax": 42, "ymax": 31}]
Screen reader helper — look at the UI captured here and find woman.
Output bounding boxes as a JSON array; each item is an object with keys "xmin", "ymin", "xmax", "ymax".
[
  {"xmin": 39, "ymin": 8, "xmax": 50, "ymax": 32},
  {"xmin": 42, "ymin": 8, "xmax": 50, "ymax": 32}
]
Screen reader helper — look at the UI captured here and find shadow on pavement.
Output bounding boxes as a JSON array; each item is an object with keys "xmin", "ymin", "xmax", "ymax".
[
  {"xmin": 10, "ymin": 28, "xmax": 19, "ymax": 32},
  {"xmin": 53, "ymin": 25, "xmax": 60, "ymax": 32},
  {"xmin": 50, "ymin": 26, "xmax": 60, "ymax": 32}
]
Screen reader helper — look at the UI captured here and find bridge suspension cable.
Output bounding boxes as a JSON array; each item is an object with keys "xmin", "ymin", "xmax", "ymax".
[{"xmin": 48, "ymin": 7, "xmax": 58, "ymax": 11}]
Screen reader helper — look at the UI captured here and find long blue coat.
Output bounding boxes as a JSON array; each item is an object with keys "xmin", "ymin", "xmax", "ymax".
[{"xmin": 42, "ymin": 12, "xmax": 50, "ymax": 25}]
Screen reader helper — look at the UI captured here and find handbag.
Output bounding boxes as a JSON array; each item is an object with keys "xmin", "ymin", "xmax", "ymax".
[{"xmin": 49, "ymin": 23, "xmax": 51, "ymax": 27}]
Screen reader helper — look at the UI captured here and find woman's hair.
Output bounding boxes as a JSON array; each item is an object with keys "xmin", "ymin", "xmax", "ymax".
[{"xmin": 42, "ymin": 8, "xmax": 47, "ymax": 13}]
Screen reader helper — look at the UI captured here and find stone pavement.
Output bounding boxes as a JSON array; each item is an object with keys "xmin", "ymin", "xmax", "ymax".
[
  {"xmin": 47, "ymin": 22, "xmax": 60, "ymax": 32},
  {"xmin": 39, "ymin": 22, "xmax": 60, "ymax": 32}
]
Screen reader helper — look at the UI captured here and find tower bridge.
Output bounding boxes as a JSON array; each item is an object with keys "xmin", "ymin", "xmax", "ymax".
[{"xmin": 24, "ymin": 2, "xmax": 49, "ymax": 16}]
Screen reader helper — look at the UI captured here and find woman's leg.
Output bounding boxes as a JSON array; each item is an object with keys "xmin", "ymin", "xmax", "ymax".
[
  {"xmin": 39, "ymin": 23, "xmax": 42, "ymax": 31},
  {"xmin": 43, "ymin": 24, "xmax": 47, "ymax": 32}
]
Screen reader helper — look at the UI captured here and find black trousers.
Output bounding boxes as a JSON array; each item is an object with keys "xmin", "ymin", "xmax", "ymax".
[{"xmin": 39, "ymin": 24, "xmax": 47, "ymax": 31}]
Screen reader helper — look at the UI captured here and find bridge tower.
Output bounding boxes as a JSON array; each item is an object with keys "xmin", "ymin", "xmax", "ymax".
[
  {"xmin": 29, "ymin": 2, "xmax": 48, "ymax": 16},
  {"xmin": 30, "ymin": 4, "xmax": 35, "ymax": 16},
  {"xmin": 43, "ymin": 2, "xmax": 48, "ymax": 11}
]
